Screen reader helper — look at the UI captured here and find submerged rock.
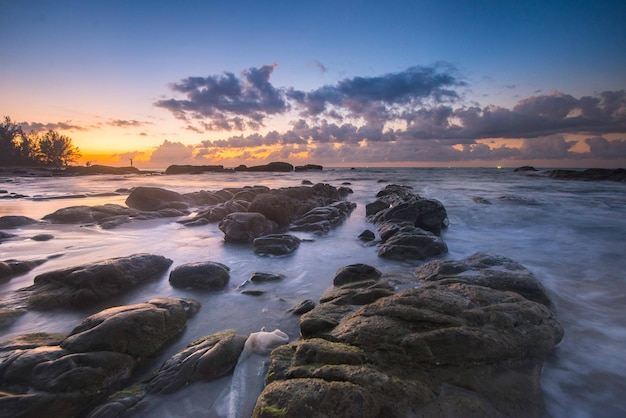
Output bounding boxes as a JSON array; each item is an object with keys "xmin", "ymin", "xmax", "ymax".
[
  {"xmin": 253, "ymin": 234, "xmax": 301, "ymax": 255},
  {"xmin": 0, "ymin": 258, "xmax": 49, "ymax": 281},
  {"xmin": 0, "ymin": 215, "xmax": 38, "ymax": 229},
  {"xmin": 24, "ymin": 254, "xmax": 173, "ymax": 309}
]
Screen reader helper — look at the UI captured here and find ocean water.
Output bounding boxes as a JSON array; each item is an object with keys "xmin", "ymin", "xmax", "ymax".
[{"xmin": 0, "ymin": 167, "xmax": 624, "ymax": 417}]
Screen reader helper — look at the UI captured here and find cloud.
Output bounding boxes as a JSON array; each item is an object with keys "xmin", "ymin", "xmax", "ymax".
[
  {"xmin": 150, "ymin": 64, "xmax": 625, "ymax": 166},
  {"xmin": 585, "ymin": 136, "xmax": 626, "ymax": 158},
  {"xmin": 287, "ymin": 64, "xmax": 466, "ymax": 124},
  {"xmin": 308, "ymin": 59, "xmax": 328, "ymax": 73},
  {"xmin": 19, "ymin": 121, "xmax": 89, "ymax": 132},
  {"xmin": 154, "ymin": 64, "xmax": 288, "ymax": 131},
  {"xmin": 148, "ymin": 140, "xmax": 197, "ymax": 165},
  {"xmin": 108, "ymin": 119, "xmax": 151, "ymax": 128}
]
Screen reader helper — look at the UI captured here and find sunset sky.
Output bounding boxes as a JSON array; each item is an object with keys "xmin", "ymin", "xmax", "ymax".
[{"xmin": 1, "ymin": 0, "xmax": 625, "ymax": 168}]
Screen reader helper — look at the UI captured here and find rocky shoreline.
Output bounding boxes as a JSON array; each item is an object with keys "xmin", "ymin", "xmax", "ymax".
[{"xmin": 0, "ymin": 172, "xmax": 564, "ymax": 417}]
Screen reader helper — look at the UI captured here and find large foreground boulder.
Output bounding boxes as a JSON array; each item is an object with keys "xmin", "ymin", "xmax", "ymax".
[
  {"xmin": 0, "ymin": 298, "xmax": 200, "ymax": 418},
  {"xmin": 61, "ymin": 298, "xmax": 200, "ymax": 358},
  {"xmin": 253, "ymin": 254, "xmax": 563, "ymax": 417},
  {"xmin": 23, "ymin": 254, "xmax": 173, "ymax": 309}
]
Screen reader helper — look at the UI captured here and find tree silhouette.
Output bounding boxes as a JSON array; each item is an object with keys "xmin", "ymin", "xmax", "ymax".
[
  {"xmin": 0, "ymin": 116, "xmax": 25, "ymax": 165},
  {"xmin": 0, "ymin": 116, "xmax": 81, "ymax": 167},
  {"xmin": 35, "ymin": 130, "xmax": 81, "ymax": 167}
]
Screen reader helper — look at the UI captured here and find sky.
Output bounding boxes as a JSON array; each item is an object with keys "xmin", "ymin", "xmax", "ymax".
[{"xmin": 1, "ymin": 0, "xmax": 625, "ymax": 169}]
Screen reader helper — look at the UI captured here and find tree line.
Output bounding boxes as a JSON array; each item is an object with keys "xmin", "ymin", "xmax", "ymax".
[{"xmin": 0, "ymin": 116, "xmax": 81, "ymax": 167}]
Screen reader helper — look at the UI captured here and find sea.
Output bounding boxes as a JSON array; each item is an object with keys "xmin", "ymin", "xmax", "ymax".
[{"xmin": 0, "ymin": 167, "xmax": 624, "ymax": 418}]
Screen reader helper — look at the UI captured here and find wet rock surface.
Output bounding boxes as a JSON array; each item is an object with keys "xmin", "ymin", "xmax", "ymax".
[
  {"xmin": 0, "ymin": 298, "xmax": 199, "ymax": 418},
  {"xmin": 254, "ymin": 254, "xmax": 563, "ymax": 417},
  {"xmin": 366, "ymin": 185, "xmax": 449, "ymax": 261},
  {"xmin": 22, "ymin": 254, "xmax": 173, "ymax": 309},
  {"xmin": 253, "ymin": 234, "xmax": 301, "ymax": 255},
  {"xmin": 169, "ymin": 261, "xmax": 230, "ymax": 290}
]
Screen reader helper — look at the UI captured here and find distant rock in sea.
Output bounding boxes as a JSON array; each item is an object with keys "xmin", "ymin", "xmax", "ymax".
[
  {"xmin": 235, "ymin": 161, "xmax": 294, "ymax": 172},
  {"xmin": 546, "ymin": 168, "xmax": 626, "ymax": 182},
  {"xmin": 295, "ymin": 164, "xmax": 323, "ymax": 171},
  {"xmin": 63, "ymin": 165, "xmax": 141, "ymax": 175},
  {"xmin": 164, "ymin": 164, "xmax": 224, "ymax": 175}
]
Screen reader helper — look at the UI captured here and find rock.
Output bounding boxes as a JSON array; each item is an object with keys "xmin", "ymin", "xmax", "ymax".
[
  {"xmin": 30, "ymin": 234, "xmax": 54, "ymax": 241},
  {"xmin": 365, "ymin": 199, "xmax": 389, "ymax": 217},
  {"xmin": 125, "ymin": 186, "xmax": 189, "ymax": 211},
  {"xmin": 0, "ymin": 258, "xmax": 48, "ymax": 281},
  {"xmin": 63, "ymin": 165, "xmax": 140, "ymax": 175},
  {"xmin": 288, "ymin": 299, "xmax": 315, "ymax": 315},
  {"xmin": 414, "ymin": 252, "xmax": 554, "ymax": 307},
  {"xmin": 0, "ymin": 215, "xmax": 38, "ymax": 229},
  {"xmin": 145, "ymin": 330, "xmax": 247, "ymax": 394},
  {"xmin": 0, "ymin": 332, "xmax": 66, "ymax": 350},
  {"xmin": 256, "ymin": 258, "xmax": 564, "ymax": 418},
  {"xmin": 245, "ymin": 162, "xmax": 294, "ymax": 172},
  {"xmin": 42, "ymin": 205, "xmax": 97, "ymax": 224},
  {"xmin": 333, "ymin": 264, "xmax": 382, "ymax": 286},
  {"xmin": 250, "ymin": 272, "xmax": 285, "ymax": 282},
  {"xmin": 301, "ymin": 179, "xmax": 313, "ymax": 185},
  {"xmin": 164, "ymin": 164, "xmax": 224, "ymax": 175},
  {"xmin": 546, "ymin": 168, "xmax": 626, "ymax": 182},
  {"xmin": 290, "ymin": 201, "xmax": 356, "ymax": 234},
  {"xmin": 358, "ymin": 230, "xmax": 376, "ymax": 241},
  {"xmin": 219, "ymin": 212, "xmax": 277, "ymax": 242},
  {"xmin": 253, "ymin": 234, "xmax": 301, "ymax": 255},
  {"xmin": 0, "ymin": 329, "xmax": 138, "ymax": 418},
  {"xmin": 169, "ymin": 261, "xmax": 230, "ymax": 290},
  {"xmin": 242, "ymin": 289, "xmax": 266, "ymax": 296},
  {"xmin": 248, "ymin": 193, "xmax": 293, "ymax": 226},
  {"xmin": 42, "ymin": 204, "xmax": 139, "ymax": 225},
  {"xmin": 61, "ymin": 298, "xmax": 200, "ymax": 357},
  {"xmin": 295, "ymin": 164, "xmax": 323, "ymax": 171},
  {"xmin": 514, "ymin": 165, "xmax": 538, "ymax": 172},
  {"xmin": 25, "ymin": 254, "xmax": 173, "ymax": 309},
  {"xmin": 472, "ymin": 196, "xmax": 492, "ymax": 204},
  {"xmin": 371, "ymin": 195, "xmax": 448, "ymax": 235},
  {"xmin": 376, "ymin": 224, "xmax": 448, "ymax": 261},
  {"xmin": 0, "ymin": 231, "xmax": 17, "ymax": 240},
  {"xmin": 0, "ymin": 308, "xmax": 26, "ymax": 328}
]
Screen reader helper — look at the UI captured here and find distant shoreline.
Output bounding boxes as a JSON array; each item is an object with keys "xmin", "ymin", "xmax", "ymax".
[{"xmin": 1, "ymin": 164, "xmax": 624, "ymax": 182}]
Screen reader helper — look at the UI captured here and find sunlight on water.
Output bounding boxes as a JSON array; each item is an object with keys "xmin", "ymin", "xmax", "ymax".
[{"xmin": 1, "ymin": 168, "xmax": 624, "ymax": 417}]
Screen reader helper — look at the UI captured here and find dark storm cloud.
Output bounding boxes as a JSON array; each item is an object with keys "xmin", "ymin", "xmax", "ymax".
[
  {"xmin": 287, "ymin": 64, "xmax": 466, "ymax": 124},
  {"xmin": 154, "ymin": 64, "xmax": 288, "ymax": 130},
  {"xmin": 585, "ymin": 136, "xmax": 626, "ymax": 158},
  {"xmin": 402, "ymin": 90, "xmax": 626, "ymax": 140}
]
